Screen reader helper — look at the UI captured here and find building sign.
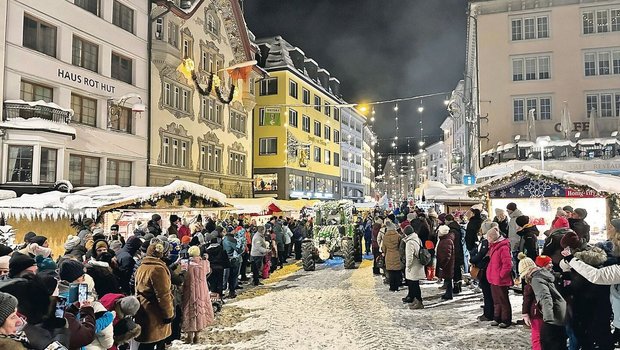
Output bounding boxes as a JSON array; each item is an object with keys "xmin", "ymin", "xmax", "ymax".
[
  {"xmin": 488, "ymin": 177, "xmax": 605, "ymax": 199},
  {"xmin": 554, "ymin": 121, "xmax": 590, "ymax": 133},
  {"xmin": 264, "ymin": 107, "xmax": 281, "ymax": 126},
  {"xmin": 57, "ymin": 68, "xmax": 117, "ymax": 93},
  {"xmin": 463, "ymin": 174, "xmax": 476, "ymax": 185},
  {"xmin": 254, "ymin": 173, "xmax": 277, "ymax": 192}
]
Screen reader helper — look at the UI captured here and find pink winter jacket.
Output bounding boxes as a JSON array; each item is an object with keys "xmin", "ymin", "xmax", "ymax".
[{"xmin": 487, "ymin": 238, "xmax": 514, "ymax": 286}]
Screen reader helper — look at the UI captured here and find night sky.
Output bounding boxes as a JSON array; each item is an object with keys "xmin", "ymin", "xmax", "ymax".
[{"xmin": 244, "ymin": 0, "xmax": 467, "ymax": 161}]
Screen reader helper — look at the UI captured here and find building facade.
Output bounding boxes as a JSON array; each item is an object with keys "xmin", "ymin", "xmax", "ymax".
[
  {"xmin": 413, "ymin": 152, "xmax": 427, "ymax": 188},
  {"xmin": 149, "ymin": 0, "xmax": 259, "ymax": 198},
  {"xmin": 1, "ymin": 0, "xmax": 149, "ymax": 195},
  {"xmin": 340, "ymin": 107, "xmax": 364, "ymax": 202},
  {"xmin": 381, "ymin": 154, "xmax": 415, "ymax": 200},
  {"xmin": 362, "ymin": 123, "xmax": 376, "ymax": 197},
  {"xmin": 439, "ymin": 117, "xmax": 454, "ymax": 184},
  {"xmin": 470, "ymin": 0, "xmax": 620, "ymax": 165},
  {"xmin": 253, "ymin": 36, "xmax": 342, "ymax": 200},
  {"xmin": 425, "ymin": 141, "xmax": 448, "ymax": 183}
]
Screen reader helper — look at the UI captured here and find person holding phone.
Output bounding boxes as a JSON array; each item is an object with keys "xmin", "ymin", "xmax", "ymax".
[{"xmin": 0, "ymin": 292, "xmax": 31, "ymax": 349}]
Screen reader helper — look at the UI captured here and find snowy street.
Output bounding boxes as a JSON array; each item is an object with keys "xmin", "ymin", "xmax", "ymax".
[{"xmin": 175, "ymin": 260, "xmax": 531, "ymax": 350}]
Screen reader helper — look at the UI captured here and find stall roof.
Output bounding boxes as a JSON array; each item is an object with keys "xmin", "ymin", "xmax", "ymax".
[
  {"xmin": 275, "ymin": 199, "xmax": 320, "ymax": 212},
  {"xmin": 469, "ymin": 166, "xmax": 620, "ymax": 198},
  {"xmin": 422, "ymin": 181, "xmax": 481, "ymax": 203},
  {"xmin": 226, "ymin": 197, "xmax": 279, "ymax": 214},
  {"xmin": 0, "ymin": 180, "xmax": 228, "ymax": 220}
]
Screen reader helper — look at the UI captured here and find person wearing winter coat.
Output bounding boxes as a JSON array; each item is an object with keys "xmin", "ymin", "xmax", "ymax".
[
  {"xmin": 493, "ymin": 208, "xmax": 509, "ymax": 238},
  {"xmin": 470, "ymin": 222, "xmax": 495, "ymax": 322},
  {"xmin": 205, "ymin": 237, "xmax": 230, "ymax": 296},
  {"xmin": 436, "ymin": 225, "xmax": 455, "ymax": 300},
  {"xmin": 86, "ymin": 253, "xmax": 121, "ymax": 298},
  {"xmin": 250, "ymin": 227, "xmax": 270, "ymax": 286},
  {"xmin": 486, "ymin": 227, "xmax": 513, "ymax": 328},
  {"xmin": 283, "ymin": 221, "xmax": 294, "ymax": 260},
  {"xmin": 146, "ymin": 214, "xmax": 163, "ymax": 236},
  {"xmin": 371, "ymin": 218, "xmax": 384, "ymax": 275},
  {"xmin": 465, "ymin": 209, "xmax": 483, "ymax": 252},
  {"xmin": 542, "ymin": 226, "xmax": 573, "ymax": 268},
  {"xmin": 78, "ymin": 218, "xmax": 96, "ymax": 245},
  {"xmin": 515, "ymin": 216, "xmax": 540, "ymax": 261},
  {"xmin": 381, "ymin": 221, "xmax": 402, "ymax": 292},
  {"xmin": 568, "ymin": 208, "xmax": 590, "ymax": 244},
  {"xmin": 363, "ymin": 217, "xmax": 373, "ymax": 255},
  {"xmin": 84, "ymin": 301, "xmax": 115, "ymax": 350},
  {"xmin": 445, "ymin": 215, "xmax": 465, "ymax": 294},
  {"xmin": 506, "ymin": 203, "xmax": 524, "ymax": 251},
  {"xmin": 0, "ymin": 292, "xmax": 31, "ymax": 350},
  {"xmin": 182, "ymin": 246, "xmax": 214, "ymax": 344},
  {"xmin": 402, "ymin": 226, "xmax": 426, "ymax": 309},
  {"xmin": 519, "ymin": 256, "xmax": 567, "ymax": 350},
  {"xmin": 293, "ymin": 221, "xmax": 306, "ymax": 260},
  {"xmin": 222, "ymin": 231, "xmax": 243, "ymax": 298},
  {"xmin": 134, "ymin": 240, "xmax": 174, "ymax": 350},
  {"xmin": 114, "ymin": 235, "xmax": 142, "ymax": 295}
]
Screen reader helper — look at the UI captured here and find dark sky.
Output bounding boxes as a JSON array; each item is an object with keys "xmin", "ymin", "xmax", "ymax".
[{"xmin": 244, "ymin": 0, "xmax": 467, "ymax": 160}]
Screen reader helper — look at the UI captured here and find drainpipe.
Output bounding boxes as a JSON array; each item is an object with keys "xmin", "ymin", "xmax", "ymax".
[{"xmin": 146, "ymin": 0, "xmax": 153, "ymax": 185}]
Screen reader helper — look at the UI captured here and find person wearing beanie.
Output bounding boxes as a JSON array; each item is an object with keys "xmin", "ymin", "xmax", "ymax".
[
  {"xmin": 515, "ymin": 216, "xmax": 540, "ymax": 262},
  {"xmin": 91, "ymin": 228, "xmax": 106, "ymax": 242},
  {"xmin": 182, "ymin": 241, "xmax": 215, "ymax": 344},
  {"xmin": 30, "ymin": 236, "xmax": 48, "ymax": 248},
  {"xmin": 35, "ymin": 255, "xmax": 57, "ymax": 273},
  {"xmin": 89, "ymin": 239, "xmax": 109, "ymax": 260},
  {"xmin": 486, "ymin": 226, "xmax": 513, "ymax": 328},
  {"xmin": 108, "ymin": 224, "xmax": 125, "ymax": 246},
  {"xmin": 8, "ymin": 253, "xmax": 36, "ymax": 278},
  {"xmin": 64, "ymin": 235, "xmax": 82, "ymax": 252},
  {"xmin": 27, "ymin": 243, "xmax": 52, "ymax": 259},
  {"xmin": 0, "ymin": 291, "xmax": 29, "ymax": 349},
  {"xmin": 134, "ymin": 237, "xmax": 174, "ymax": 347},
  {"xmin": 181, "ymin": 235, "xmax": 191, "ymax": 246},
  {"xmin": 470, "ymin": 224, "xmax": 495, "ymax": 322},
  {"xmin": 115, "ymin": 235, "xmax": 143, "ymax": 295},
  {"xmin": 542, "ymin": 223, "xmax": 575, "ymax": 268},
  {"xmin": 168, "ymin": 214, "xmax": 180, "ymax": 237},
  {"xmin": 535, "ymin": 255, "xmax": 553, "ymax": 269},
  {"xmin": 569, "ymin": 208, "xmax": 591, "ymax": 244},
  {"xmin": 551, "ymin": 217, "xmax": 570, "ymax": 231},
  {"xmin": 493, "ymin": 208, "xmax": 509, "ymax": 238},
  {"xmin": 444, "ymin": 215, "xmax": 464, "ymax": 293},
  {"xmin": 59, "ymin": 259, "xmax": 85, "ymax": 283},
  {"xmin": 402, "ymin": 223, "xmax": 426, "ymax": 309},
  {"xmin": 436, "ymin": 225, "xmax": 455, "ymax": 300},
  {"xmin": 109, "ymin": 240, "xmax": 123, "ymax": 255},
  {"xmin": 146, "ymin": 214, "xmax": 163, "ymax": 236},
  {"xmin": 18, "ymin": 231, "xmax": 37, "ymax": 250},
  {"xmin": 465, "ymin": 209, "xmax": 483, "ymax": 252},
  {"xmin": 506, "ymin": 203, "xmax": 524, "ymax": 262},
  {"xmin": 78, "ymin": 218, "xmax": 96, "ymax": 245},
  {"xmin": 563, "ymin": 206, "xmax": 574, "ymax": 215},
  {"xmin": 560, "ymin": 231, "xmax": 583, "ymax": 251}
]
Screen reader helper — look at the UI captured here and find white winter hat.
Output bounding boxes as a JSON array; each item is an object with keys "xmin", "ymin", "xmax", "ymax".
[
  {"xmin": 385, "ymin": 220, "xmax": 397, "ymax": 232},
  {"xmin": 437, "ymin": 225, "xmax": 450, "ymax": 237},
  {"xmin": 472, "ymin": 204, "xmax": 483, "ymax": 211}
]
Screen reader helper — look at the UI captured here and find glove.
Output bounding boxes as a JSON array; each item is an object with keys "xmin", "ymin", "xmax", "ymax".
[
  {"xmin": 522, "ymin": 314, "xmax": 531, "ymax": 327},
  {"xmin": 163, "ymin": 317, "xmax": 173, "ymax": 324}
]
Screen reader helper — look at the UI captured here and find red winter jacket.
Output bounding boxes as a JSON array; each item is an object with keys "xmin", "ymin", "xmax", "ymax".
[
  {"xmin": 487, "ymin": 238, "xmax": 513, "ymax": 286},
  {"xmin": 177, "ymin": 225, "xmax": 191, "ymax": 240}
]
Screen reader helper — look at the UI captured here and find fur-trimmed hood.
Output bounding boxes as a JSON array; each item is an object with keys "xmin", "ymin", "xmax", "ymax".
[{"xmin": 575, "ymin": 246, "xmax": 607, "ymax": 267}]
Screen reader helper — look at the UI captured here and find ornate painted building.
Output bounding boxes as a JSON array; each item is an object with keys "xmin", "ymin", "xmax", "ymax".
[{"xmin": 149, "ymin": 0, "xmax": 260, "ymax": 197}]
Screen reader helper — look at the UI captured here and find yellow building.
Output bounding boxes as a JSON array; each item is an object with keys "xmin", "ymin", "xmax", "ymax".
[
  {"xmin": 253, "ymin": 36, "xmax": 342, "ymax": 200},
  {"xmin": 148, "ymin": 0, "xmax": 261, "ymax": 197}
]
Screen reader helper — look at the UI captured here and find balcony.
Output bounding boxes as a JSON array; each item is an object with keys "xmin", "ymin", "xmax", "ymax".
[{"xmin": 3, "ymin": 100, "xmax": 73, "ymax": 124}]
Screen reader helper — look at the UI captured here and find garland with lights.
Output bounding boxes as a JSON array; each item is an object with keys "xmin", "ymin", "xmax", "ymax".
[{"xmin": 191, "ymin": 72, "xmax": 236, "ymax": 104}]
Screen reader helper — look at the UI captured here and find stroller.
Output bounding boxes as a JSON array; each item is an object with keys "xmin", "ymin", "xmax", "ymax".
[{"xmin": 210, "ymin": 291, "xmax": 223, "ymax": 313}]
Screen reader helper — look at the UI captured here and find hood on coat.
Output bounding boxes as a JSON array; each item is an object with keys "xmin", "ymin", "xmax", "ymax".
[
  {"xmin": 575, "ymin": 246, "xmax": 608, "ymax": 267},
  {"xmin": 531, "ymin": 267, "xmax": 555, "ymax": 283},
  {"xmin": 491, "ymin": 237, "xmax": 511, "ymax": 249},
  {"xmin": 509, "ymin": 209, "xmax": 523, "ymax": 219},
  {"xmin": 518, "ymin": 224, "xmax": 539, "ymax": 236}
]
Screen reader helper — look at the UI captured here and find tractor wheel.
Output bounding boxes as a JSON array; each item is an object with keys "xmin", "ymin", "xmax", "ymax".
[
  {"xmin": 342, "ymin": 237, "xmax": 356, "ymax": 269},
  {"xmin": 302, "ymin": 239, "xmax": 316, "ymax": 271},
  {"xmin": 353, "ymin": 229, "xmax": 363, "ymax": 262}
]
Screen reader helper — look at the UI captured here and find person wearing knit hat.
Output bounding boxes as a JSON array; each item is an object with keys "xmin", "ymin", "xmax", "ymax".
[
  {"xmin": 535, "ymin": 255, "xmax": 553, "ymax": 269},
  {"xmin": 8, "ymin": 253, "xmax": 36, "ymax": 278},
  {"xmin": 109, "ymin": 240, "xmax": 123, "ymax": 254},
  {"xmin": 30, "ymin": 235, "xmax": 48, "ymax": 248},
  {"xmin": 569, "ymin": 208, "xmax": 591, "ymax": 244},
  {"xmin": 563, "ymin": 205, "xmax": 574, "ymax": 214},
  {"xmin": 64, "ymin": 235, "xmax": 81, "ymax": 252},
  {"xmin": 59, "ymin": 259, "xmax": 85, "ymax": 283},
  {"xmin": 27, "ymin": 243, "xmax": 52, "ymax": 259},
  {"xmin": 35, "ymin": 255, "xmax": 57, "ymax": 272},
  {"xmin": 560, "ymin": 231, "xmax": 582, "ymax": 251},
  {"xmin": 515, "ymin": 215, "xmax": 530, "ymax": 228},
  {"xmin": 0, "ymin": 292, "xmax": 20, "ymax": 335},
  {"xmin": 551, "ymin": 217, "xmax": 570, "ymax": 231},
  {"xmin": 91, "ymin": 239, "xmax": 109, "ymax": 259},
  {"xmin": 181, "ymin": 235, "xmax": 192, "ymax": 245},
  {"xmin": 436, "ymin": 225, "xmax": 455, "ymax": 300},
  {"xmin": 556, "ymin": 207, "xmax": 567, "ymax": 217},
  {"xmin": 0, "ymin": 244, "xmax": 12, "ymax": 257},
  {"xmin": 22, "ymin": 231, "xmax": 36, "ymax": 245},
  {"xmin": 518, "ymin": 253, "xmax": 538, "ymax": 279},
  {"xmin": 428, "ymin": 208, "xmax": 438, "ymax": 219},
  {"xmin": 0, "ymin": 255, "xmax": 10, "ymax": 277}
]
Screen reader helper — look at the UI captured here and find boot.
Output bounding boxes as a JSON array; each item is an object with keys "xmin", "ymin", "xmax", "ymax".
[
  {"xmin": 410, "ymin": 299, "xmax": 424, "ymax": 309},
  {"xmin": 452, "ymin": 281, "xmax": 462, "ymax": 295}
]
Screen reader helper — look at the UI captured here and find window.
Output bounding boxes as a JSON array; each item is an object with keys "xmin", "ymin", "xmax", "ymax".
[
  {"xmin": 162, "ymin": 81, "xmax": 191, "ymax": 113},
  {"xmin": 613, "ymin": 9, "xmax": 620, "ymax": 32},
  {"xmin": 182, "ymin": 38, "xmax": 192, "ymax": 60},
  {"xmin": 601, "ymin": 94, "xmax": 613, "ymax": 117},
  {"xmin": 324, "ymin": 125, "xmax": 331, "ymax": 140},
  {"xmin": 207, "ymin": 14, "xmax": 218, "ymax": 35},
  {"xmin": 334, "ymin": 130, "xmax": 340, "ymax": 143},
  {"xmin": 334, "ymin": 152, "xmax": 340, "ymax": 166},
  {"xmin": 69, "ymin": 155, "xmax": 100, "ymax": 186},
  {"xmin": 180, "ymin": 141, "xmax": 188, "ymax": 167},
  {"xmin": 512, "ymin": 55, "xmax": 551, "ymax": 81},
  {"xmin": 155, "ymin": 18, "xmax": 163, "ymax": 40},
  {"xmin": 513, "ymin": 99, "xmax": 525, "ymax": 121},
  {"xmin": 586, "ymin": 94, "xmax": 598, "ymax": 117},
  {"xmin": 597, "ymin": 10, "xmax": 609, "ymax": 33},
  {"xmin": 110, "ymin": 106, "xmax": 132, "ymax": 133},
  {"xmin": 230, "ymin": 111, "xmax": 246, "ymax": 134},
  {"xmin": 21, "ymin": 81, "xmax": 52, "ymax": 102},
  {"xmin": 258, "ymin": 108, "xmax": 265, "ymax": 126},
  {"xmin": 199, "ymin": 143, "xmax": 222, "ymax": 171},
  {"xmin": 514, "ymin": 96, "xmax": 552, "ymax": 121},
  {"xmin": 314, "ymin": 96, "xmax": 321, "ymax": 111},
  {"xmin": 584, "ymin": 9, "xmax": 620, "ymax": 34},
  {"xmin": 23, "ymin": 15, "xmax": 57, "ymax": 57},
  {"xmin": 111, "ymin": 52, "xmax": 132, "ymax": 84},
  {"xmin": 106, "ymin": 159, "xmax": 131, "ymax": 186},
  {"xmin": 71, "ymin": 94, "xmax": 97, "ymax": 126},
  {"xmin": 259, "ymin": 78, "xmax": 278, "ymax": 96},
  {"xmin": 112, "ymin": 0, "xmax": 133, "ymax": 33},
  {"xmin": 527, "ymin": 98, "xmax": 537, "ymax": 119},
  {"xmin": 511, "ymin": 15, "xmax": 549, "ymax": 40},
  {"xmin": 259, "ymin": 138, "xmax": 277, "ymax": 155},
  {"xmin": 538, "ymin": 57, "xmax": 550, "ymax": 79},
  {"xmin": 324, "ymin": 150, "xmax": 331, "ymax": 165},
  {"xmin": 215, "ymin": 103, "xmax": 222, "ymax": 124},
  {"xmin": 288, "ymin": 109, "xmax": 298, "ymax": 128},
  {"xmin": 302, "ymin": 115, "xmax": 310, "ymax": 133},
  {"xmin": 7, "ymin": 146, "xmax": 33, "ymax": 182},
  {"xmin": 314, "ymin": 146, "xmax": 321, "ymax": 162},
  {"xmin": 586, "ymin": 92, "xmax": 620, "ymax": 118},
  {"xmin": 314, "ymin": 121, "xmax": 321, "ymax": 137},
  {"xmin": 540, "ymin": 98, "xmax": 552, "ymax": 120},
  {"xmin": 512, "ymin": 59, "xmax": 524, "ymax": 81},
  {"xmin": 172, "ymin": 139, "xmax": 178, "ymax": 166},
  {"xmin": 324, "ymin": 102, "xmax": 331, "ymax": 117},
  {"xmin": 72, "ymin": 36, "xmax": 99, "ymax": 72},
  {"xmin": 167, "ymin": 21, "xmax": 179, "ymax": 47},
  {"xmin": 74, "ymin": 0, "xmax": 100, "ymax": 16},
  {"xmin": 584, "ymin": 49, "xmax": 620, "ymax": 76},
  {"xmin": 40, "ymin": 148, "xmax": 57, "ymax": 183},
  {"xmin": 334, "ymin": 107, "xmax": 340, "ymax": 121},
  {"xmin": 583, "ymin": 11, "xmax": 595, "ymax": 34},
  {"xmin": 162, "ymin": 137, "xmax": 169, "ymax": 164},
  {"xmin": 289, "ymin": 80, "xmax": 298, "ymax": 99},
  {"xmin": 229, "ymin": 152, "xmax": 246, "ymax": 176},
  {"xmin": 302, "ymin": 88, "xmax": 310, "ymax": 105},
  {"xmin": 525, "ymin": 58, "xmax": 537, "ymax": 80}
]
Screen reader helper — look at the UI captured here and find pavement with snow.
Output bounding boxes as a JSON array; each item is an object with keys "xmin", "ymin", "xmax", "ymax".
[{"xmin": 171, "ymin": 260, "xmax": 531, "ymax": 350}]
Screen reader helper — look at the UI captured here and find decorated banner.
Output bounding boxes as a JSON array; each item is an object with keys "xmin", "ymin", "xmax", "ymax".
[{"xmin": 488, "ymin": 177, "xmax": 605, "ymax": 199}]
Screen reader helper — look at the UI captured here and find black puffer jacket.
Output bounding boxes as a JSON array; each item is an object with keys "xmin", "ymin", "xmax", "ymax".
[
  {"xmin": 205, "ymin": 242, "xmax": 230, "ymax": 271},
  {"xmin": 569, "ymin": 218, "xmax": 590, "ymax": 244},
  {"xmin": 115, "ymin": 236, "xmax": 142, "ymax": 294},
  {"xmin": 465, "ymin": 212, "xmax": 483, "ymax": 251},
  {"xmin": 517, "ymin": 224, "xmax": 539, "ymax": 260},
  {"xmin": 542, "ymin": 228, "xmax": 572, "ymax": 267},
  {"xmin": 448, "ymin": 221, "xmax": 465, "ymax": 267}
]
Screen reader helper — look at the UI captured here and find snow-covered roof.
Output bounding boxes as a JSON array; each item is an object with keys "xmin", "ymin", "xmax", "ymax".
[
  {"xmin": 0, "ymin": 190, "xmax": 16, "ymax": 200},
  {"xmin": 4, "ymin": 99, "xmax": 74, "ymax": 115},
  {"xmin": 470, "ymin": 166, "xmax": 620, "ymax": 197},
  {"xmin": 276, "ymin": 199, "xmax": 320, "ymax": 212},
  {"xmin": 0, "ymin": 117, "xmax": 76, "ymax": 138},
  {"xmin": 0, "ymin": 180, "xmax": 228, "ymax": 220},
  {"xmin": 421, "ymin": 181, "xmax": 481, "ymax": 203},
  {"xmin": 226, "ymin": 197, "xmax": 278, "ymax": 214}
]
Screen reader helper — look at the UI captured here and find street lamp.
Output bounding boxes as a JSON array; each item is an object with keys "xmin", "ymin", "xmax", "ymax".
[{"xmin": 536, "ymin": 136, "xmax": 551, "ymax": 171}]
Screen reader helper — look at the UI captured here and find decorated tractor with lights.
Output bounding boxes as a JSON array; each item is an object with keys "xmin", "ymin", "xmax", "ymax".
[{"xmin": 301, "ymin": 200, "xmax": 363, "ymax": 271}]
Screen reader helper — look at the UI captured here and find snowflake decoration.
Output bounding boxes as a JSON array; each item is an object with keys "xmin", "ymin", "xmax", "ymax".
[
  {"xmin": 551, "ymin": 188, "xmax": 561, "ymax": 197},
  {"xmin": 518, "ymin": 189, "xmax": 525, "ymax": 196},
  {"xmin": 490, "ymin": 191, "xmax": 496, "ymax": 197},
  {"xmin": 523, "ymin": 179, "xmax": 552, "ymax": 198},
  {"xmin": 500, "ymin": 190, "xmax": 507, "ymax": 198},
  {"xmin": 509, "ymin": 187, "xmax": 516, "ymax": 194}
]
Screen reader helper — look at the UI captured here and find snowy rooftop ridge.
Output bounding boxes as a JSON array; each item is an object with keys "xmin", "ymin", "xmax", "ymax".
[
  {"xmin": 0, "ymin": 180, "xmax": 228, "ymax": 220},
  {"xmin": 470, "ymin": 166, "xmax": 620, "ymax": 196}
]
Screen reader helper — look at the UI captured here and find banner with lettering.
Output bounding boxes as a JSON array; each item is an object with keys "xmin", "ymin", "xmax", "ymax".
[{"xmin": 488, "ymin": 177, "xmax": 604, "ymax": 199}]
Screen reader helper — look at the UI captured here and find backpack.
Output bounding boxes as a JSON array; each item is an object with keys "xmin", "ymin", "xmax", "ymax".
[{"xmin": 413, "ymin": 238, "xmax": 432, "ymax": 266}]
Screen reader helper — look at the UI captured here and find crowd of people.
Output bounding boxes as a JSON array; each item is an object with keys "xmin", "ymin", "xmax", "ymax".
[
  {"xmin": 370, "ymin": 201, "xmax": 620, "ymax": 350},
  {"xmin": 0, "ymin": 213, "xmax": 312, "ymax": 350}
]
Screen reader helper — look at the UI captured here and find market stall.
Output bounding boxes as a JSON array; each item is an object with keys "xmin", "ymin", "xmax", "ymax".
[
  {"xmin": 468, "ymin": 166, "xmax": 620, "ymax": 241},
  {"xmin": 274, "ymin": 199, "xmax": 320, "ymax": 218},
  {"xmin": 0, "ymin": 180, "xmax": 230, "ymax": 255},
  {"xmin": 421, "ymin": 181, "xmax": 482, "ymax": 214}
]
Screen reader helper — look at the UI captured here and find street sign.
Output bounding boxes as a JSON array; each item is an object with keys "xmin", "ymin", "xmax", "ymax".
[
  {"xmin": 265, "ymin": 107, "xmax": 281, "ymax": 126},
  {"xmin": 463, "ymin": 174, "xmax": 476, "ymax": 185}
]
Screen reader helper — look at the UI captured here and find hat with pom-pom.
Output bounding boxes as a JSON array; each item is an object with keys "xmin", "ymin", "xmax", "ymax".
[{"xmin": 518, "ymin": 252, "xmax": 538, "ymax": 278}]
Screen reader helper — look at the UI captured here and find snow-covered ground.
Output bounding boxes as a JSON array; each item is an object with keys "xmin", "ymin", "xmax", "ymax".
[{"xmin": 172, "ymin": 261, "xmax": 531, "ymax": 350}]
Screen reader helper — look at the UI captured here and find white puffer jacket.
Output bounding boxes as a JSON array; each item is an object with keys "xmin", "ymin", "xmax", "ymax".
[
  {"xmin": 404, "ymin": 233, "xmax": 426, "ymax": 281},
  {"xmin": 85, "ymin": 301, "xmax": 116, "ymax": 350}
]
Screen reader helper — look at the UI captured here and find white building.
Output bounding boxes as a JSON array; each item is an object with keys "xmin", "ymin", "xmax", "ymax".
[
  {"xmin": 439, "ymin": 117, "xmax": 454, "ymax": 184},
  {"xmin": 340, "ymin": 107, "xmax": 365, "ymax": 202},
  {"xmin": 1, "ymin": 0, "xmax": 149, "ymax": 195},
  {"xmin": 362, "ymin": 123, "xmax": 376, "ymax": 197},
  {"xmin": 425, "ymin": 141, "xmax": 448, "ymax": 183},
  {"xmin": 446, "ymin": 80, "xmax": 469, "ymax": 183},
  {"xmin": 413, "ymin": 152, "xmax": 427, "ymax": 188}
]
